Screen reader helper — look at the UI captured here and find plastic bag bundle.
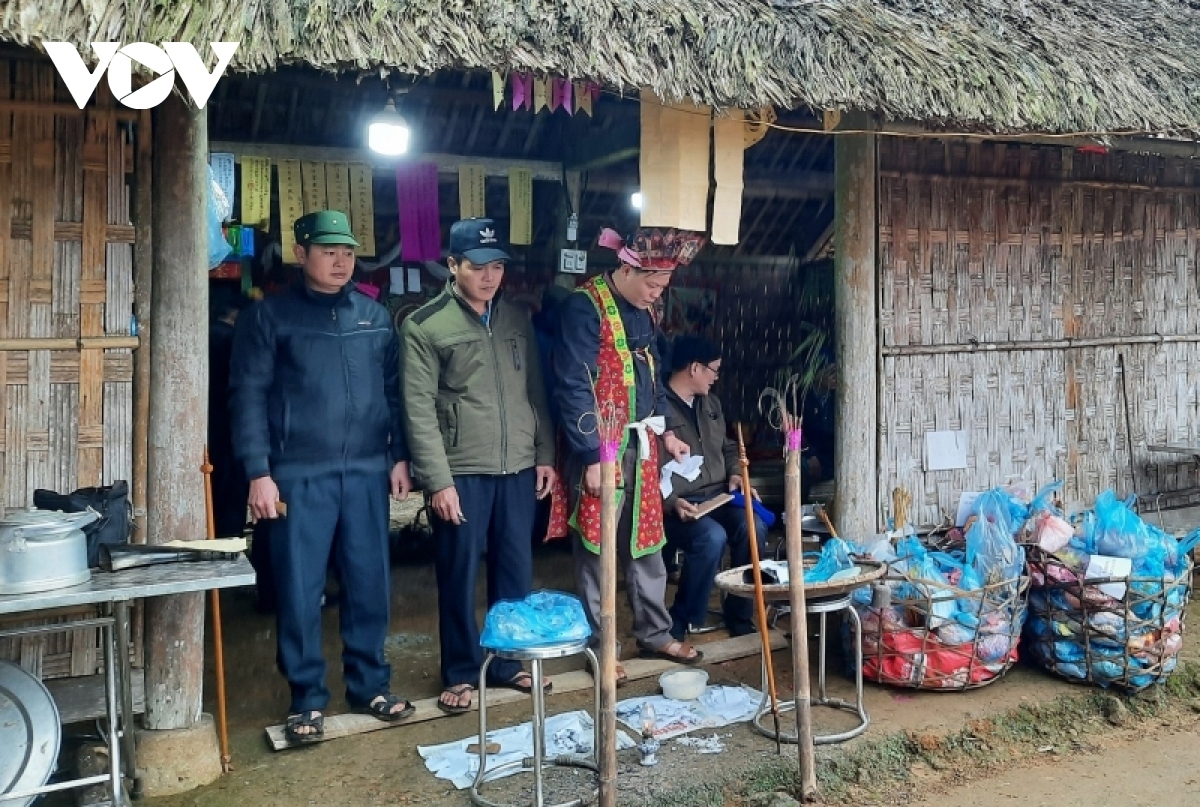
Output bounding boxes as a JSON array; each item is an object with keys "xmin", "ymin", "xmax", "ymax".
[
  {"xmin": 802, "ymin": 537, "xmax": 857, "ymax": 584},
  {"xmin": 1023, "ymin": 489, "xmax": 1192, "ymax": 692},
  {"xmin": 965, "ymin": 488, "xmax": 1027, "ymax": 585},
  {"xmin": 847, "ymin": 533, "xmax": 1028, "ymax": 691},
  {"xmin": 480, "ymin": 590, "xmax": 592, "ymax": 652}
]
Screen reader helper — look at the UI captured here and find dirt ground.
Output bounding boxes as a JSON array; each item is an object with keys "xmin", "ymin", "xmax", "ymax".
[
  {"xmin": 133, "ymin": 502, "xmax": 1200, "ymax": 807},
  {"xmin": 907, "ymin": 713, "xmax": 1200, "ymax": 807}
]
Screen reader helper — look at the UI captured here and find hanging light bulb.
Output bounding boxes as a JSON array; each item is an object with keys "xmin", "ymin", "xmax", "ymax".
[
  {"xmin": 368, "ymin": 98, "xmax": 411, "ymax": 156},
  {"xmin": 630, "ymin": 191, "xmax": 644, "ymax": 210}
]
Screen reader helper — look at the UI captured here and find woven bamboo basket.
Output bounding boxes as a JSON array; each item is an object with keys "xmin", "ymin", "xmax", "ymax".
[
  {"xmin": 1024, "ymin": 545, "xmax": 1190, "ymax": 693},
  {"xmin": 849, "ymin": 572, "xmax": 1030, "ymax": 691}
]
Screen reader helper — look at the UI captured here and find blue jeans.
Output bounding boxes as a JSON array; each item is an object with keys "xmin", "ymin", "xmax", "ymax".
[{"xmin": 665, "ymin": 502, "xmax": 766, "ymax": 640}]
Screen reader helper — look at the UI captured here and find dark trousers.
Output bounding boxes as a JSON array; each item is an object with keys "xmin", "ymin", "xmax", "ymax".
[
  {"xmin": 665, "ymin": 502, "xmax": 766, "ymax": 639},
  {"xmin": 433, "ymin": 469, "xmax": 537, "ymax": 688},
  {"xmin": 271, "ymin": 470, "xmax": 392, "ymax": 713}
]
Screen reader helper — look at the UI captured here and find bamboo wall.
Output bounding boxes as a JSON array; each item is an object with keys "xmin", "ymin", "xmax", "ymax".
[
  {"xmin": 0, "ymin": 60, "xmax": 136, "ymax": 514},
  {"xmin": 0, "ymin": 60, "xmax": 139, "ymax": 680},
  {"xmin": 878, "ymin": 139, "xmax": 1200, "ymax": 526}
]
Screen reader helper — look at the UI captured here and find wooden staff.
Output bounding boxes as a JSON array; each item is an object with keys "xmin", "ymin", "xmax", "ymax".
[
  {"xmin": 597, "ymin": 429, "xmax": 621, "ymax": 806},
  {"xmin": 736, "ymin": 423, "xmax": 782, "ymax": 753},
  {"xmin": 786, "ymin": 429, "xmax": 819, "ymax": 801},
  {"xmin": 201, "ymin": 447, "xmax": 233, "ymax": 773}
]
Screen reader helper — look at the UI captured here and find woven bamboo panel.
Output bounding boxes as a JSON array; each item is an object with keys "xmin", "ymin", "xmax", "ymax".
[
  {"xmin": 675, "ymin": 258, "xmax": 827, "ymax": 423},
  {"xmin": 0, "ymin": 61, "xmax": 135, "ymax": 513},
  {"xmin": 0, "ymin": 61, "xmax": 138, "ymax": 680},
  {"xmin": 0, "ymin": 606, "xmax": 100, "ymax": 678},
  {"xmin": 878, "ymin": 139, "xmax": 1200, "ymax": 526}
]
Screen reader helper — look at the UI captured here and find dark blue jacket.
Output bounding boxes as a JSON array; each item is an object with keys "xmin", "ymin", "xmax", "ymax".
[
  {"xmin": 553, "ymin": 278, "xmax": 676, "ymax": 466},
  {"xmin": 229, "ymin": 282, "xmax": 407, "ymax": 482}
]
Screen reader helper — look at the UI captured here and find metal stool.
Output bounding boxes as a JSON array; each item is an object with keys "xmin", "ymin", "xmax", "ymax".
[
  {"xmin": 470, "ymin": 639, "xmax": 600, "ymax": 807},
  {"xmin": 753, "ymin": 592, "xmax": 869, "ymax": 745}
]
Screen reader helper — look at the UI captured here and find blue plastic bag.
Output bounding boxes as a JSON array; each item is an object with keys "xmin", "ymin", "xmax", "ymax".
[
  {"xmin": 965, "ymin": 488, "xmax": 1026, "ymax": 584},
  {"xmin": 803, "ymin": 537, "xmax": 856, "ymax": 584},
  {"xmin": 480, "ymin": 590, "xmax": 591, "ymax": 651},
  {"xmin": 730, "ymin": 491, "xmax": 776, "ymax": 528},
  {"xmin": 207, "ymin": 165, "xmax": 232, "ymax": 269}
]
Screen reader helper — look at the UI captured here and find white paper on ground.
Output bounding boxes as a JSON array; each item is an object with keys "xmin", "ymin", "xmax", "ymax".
[
  {"xmin": 659, "ymin": 454, "xmax": 706, "ymax": 498},
  {"xmin": 1084, "ymin": 554, "xmax": 1133, "ymax": 599},
  {"xmin": 926, "ymin": 429, "xmax": 969, "ymax": 471},
  {"xmin": 955, "ymin": 491, "xmax": 983, "ymax": 527},
  {"xmin": 615, "ymin": 685, "xmax": 762, "ymax": 741},
  {"xmin": 418, "ymin": 710, "xmax": 635, "ymax": 789}
]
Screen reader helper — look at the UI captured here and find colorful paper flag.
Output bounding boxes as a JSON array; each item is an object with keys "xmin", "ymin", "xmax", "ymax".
[
  {"xmin": 325, "ymin": 162, "xmax": 352, "ymax": 221},
  {"xmin": 533, "ymin": 78, "xmax": 548, "ymax": 113},
  {"xmin": 459, "ymin": 164, "xmax": 487, "ymax": 219},
  {"xmin": 509, "ymin": 168, "xmax": 533, "ymax": 246},
  {"xmin": 348, "ymin": 163, "xmax": 377, "ymax": 257},
  {"xmin": 574, "ymin": 82, "xmax": 593, "ymax": 116},
  {"xmin": 277, "ymin": 159, "xmax": 305, "ymax": 262},
  {"xmin": 396, "ymin": 162, "xmax": 441, "ymax": 262},
  {"xmin": 491, "ymin": 71, "xmax": 505, "ymax": 110},
  {"xmin": 239, "ymin": 156, "xmax": 272, "ymax": 229},
  {"xmin": 511, "ymin": 73, "xmax": 533, "ymax": 111},
  {"xmin": 300, "ymin": 161, "xmax": 327, "ymax": 214}
]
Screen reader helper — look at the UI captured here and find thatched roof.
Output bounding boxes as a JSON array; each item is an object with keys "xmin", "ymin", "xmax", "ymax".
[{"xmin": 5, "ymin": 1, "xmax": 1200, "ymax": 135}]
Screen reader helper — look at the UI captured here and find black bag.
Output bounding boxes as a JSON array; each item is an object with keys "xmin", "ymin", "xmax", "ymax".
[{"xmin": 33, "ymin": 480, "xmax": 132, "ymax": 568}]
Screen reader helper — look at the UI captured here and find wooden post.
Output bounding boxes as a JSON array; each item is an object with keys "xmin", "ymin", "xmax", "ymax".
[
  {"xmin": 132, "ymin": 108, "xmax": 153, "ymax": 545},
  {"xmin": 143, "ymin": 94, "xmax": 209, "ymax": 731},
  {"xmin": 833, "ymin": 126, "xmax": 879, "ymax": 537},
  {"xmin": 598, "ymin": 453, "xmax": 618, "ymax": 807},
  {"xmin": 784, "ymin": 446, "xmax": 818, "ymax": 801}
]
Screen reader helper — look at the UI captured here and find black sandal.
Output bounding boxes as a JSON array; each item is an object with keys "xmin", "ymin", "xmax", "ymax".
[
  {"xmin": 284, "ymin": 710, "xmax": 324, "ymax": 745},
  {"xmin": 495, "ymin": 670, "xmax": 553, "ymax": 695},
  {"xmin": 355, "ymin": 693, "xmax": 416, "ymax": 723},
  {"xmin": 437, "ymin": 684, "xmax": 475, "ymax": 715}
]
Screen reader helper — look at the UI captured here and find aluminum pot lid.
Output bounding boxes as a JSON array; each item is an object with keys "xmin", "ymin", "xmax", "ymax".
[
  {"xmin": 0, "ymin": 661, "xmax": 62, "ymax": 806},
  {"xmin": 0, "ymin": 509, "xmax": 98, "ymax": 529}
]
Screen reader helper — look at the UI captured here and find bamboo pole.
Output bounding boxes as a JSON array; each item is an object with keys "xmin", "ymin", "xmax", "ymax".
[
  {"xmin": 598, "ymin": 448, "xmax": 619, "ymax": 807},
  {"xmin": 201, "ymin": 447, "xmax": 233, "ymax": 773},
  {"xmin": 785, "ymin": 440, "xmax": 818, "ymax": 802},
  {"xmin": 736, "ymin": 423, "xmax": 782, "ymax": 753}
]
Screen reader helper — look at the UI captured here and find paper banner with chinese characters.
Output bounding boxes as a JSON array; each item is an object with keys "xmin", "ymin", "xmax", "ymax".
[
  {"xmin": 239, "ymin": 156, "xmax": 272, "ymax": 229},
  {"xmin": 459, "ymin": 165, "xmax": 487, "ymax": 220},
  {"xmin": 711, "ymin": 110, "xmax": 745, "ymax": 245},
  {"xmin": 508, "ymin": 168, "xmax": 533, "ymax": 246},
  {"xmin": 209, "ymin": 153, "xmax": 236, "ymax": 222},
  {"xmin": 348, "ymin": 163, "xmax": 377, "ymax": 257},
  {"xmin": 574, "ymin": 82, "xmax": 593, "ymax": 116},
  {"xmin": 396, "ymin": 162, "xmax": 441, "ymax": 262},
  {"xmin": 639, "ymin": 91, "xmax": 710, "ymax": 232},
  {"xmin": 301, "ymin": 161, "xmax": 327, "ymax": 214},
  {"xmin": 533, "ymin": 78, "xmax": 549, "ymax": 113},
  {"xmin": 278, "ymin": 159, "xmax": 305, "ymax": 262},
  {"xmin": 325, "ymin": 162, "xmax": 352, "ymax": 220}
]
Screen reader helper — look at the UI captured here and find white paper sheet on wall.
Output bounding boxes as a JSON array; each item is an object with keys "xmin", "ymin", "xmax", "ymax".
[
  {"xmin": 407, "ymin": 267, "xmax": 422, "ymax": 293},
  {"xmin": 926, "ymin": 430, "xmax": 969, "ymax": 471},
  {"xmin": 389, "ymin": 267, "xmax": 406, "ymax": 296}
]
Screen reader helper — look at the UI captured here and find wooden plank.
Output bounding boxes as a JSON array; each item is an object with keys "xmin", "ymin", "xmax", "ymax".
[
  {"xmin": 264, "ymin": 630, "xmax": 788, "ymax": 751},
  {"xmin": 1147, "ymin": 444, "xmax": 1200, "ymax": 456},
  {"xmin": 0, "ymin": 336, "xmax": 139, "ymax": 350},
  {"xmin": 44, "ymin": 670, "xmax": 145, "ymax": 725}
]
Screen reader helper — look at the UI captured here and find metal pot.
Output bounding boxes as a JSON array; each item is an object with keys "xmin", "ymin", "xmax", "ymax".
[{"xmin": 0, "ymin": 509, "xmax": 98, "ymax": 595}]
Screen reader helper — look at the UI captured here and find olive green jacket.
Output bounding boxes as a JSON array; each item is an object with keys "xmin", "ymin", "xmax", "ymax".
[{"xmin": 401, "ymin": 284, "xmax": 553, "ymax": 493}]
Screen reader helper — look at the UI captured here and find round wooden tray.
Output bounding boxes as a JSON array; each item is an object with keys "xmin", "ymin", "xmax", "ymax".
[{"xmin": 715, "ymin": 559, "xmax": 887, "ymax": 602}]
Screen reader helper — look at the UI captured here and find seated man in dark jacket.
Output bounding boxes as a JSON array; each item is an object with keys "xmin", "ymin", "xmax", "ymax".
[
  {"xmin": 230, "ymin": 211, "xmax": 415, "ymax": 744},
  {"xmin": 661, "ymin": 336, "xmax": 766, "ymax": 641}
]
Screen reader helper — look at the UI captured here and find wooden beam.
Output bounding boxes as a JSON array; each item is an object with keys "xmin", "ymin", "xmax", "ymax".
[
  {"xmin": 208, "ymin": 140, "xmax": 564, "ymax": 182},
  {"xmin": 45, "ymin": 671, "xmax": 145, "ymax": 725},
  {"xmin": 832, "ymin": 119, "xmax": 879, "ymax": 538},
  {"xmin": 586, "ymin": 173, "xmax": 833, "ymax": 200},
  {"xmin": 145, "ymin": 93, "xmax": 209, "ymax": 731},
  {"xmin": 263, "ymin": 630, "xmax": 787, "ymax": 751}
]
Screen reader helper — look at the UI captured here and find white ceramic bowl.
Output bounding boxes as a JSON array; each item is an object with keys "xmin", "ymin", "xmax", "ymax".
[{"xmin": 658, "ymin": 668, "xmax": 709, "ymax": 701}]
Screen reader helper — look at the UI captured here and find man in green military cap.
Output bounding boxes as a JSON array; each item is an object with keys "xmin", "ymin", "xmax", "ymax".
[{"xmin": 231, "ymin": 210, "xmax": 416, "ymax": 744}]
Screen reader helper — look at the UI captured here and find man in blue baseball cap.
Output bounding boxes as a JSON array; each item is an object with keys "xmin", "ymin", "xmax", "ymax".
[
  {"xmin": 231, "ymin": 210, "xmax": 416, "ymax": 743},
  {"xmin": 402, "ymin": 218, "xmax": 556, "ymax": 714}
]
